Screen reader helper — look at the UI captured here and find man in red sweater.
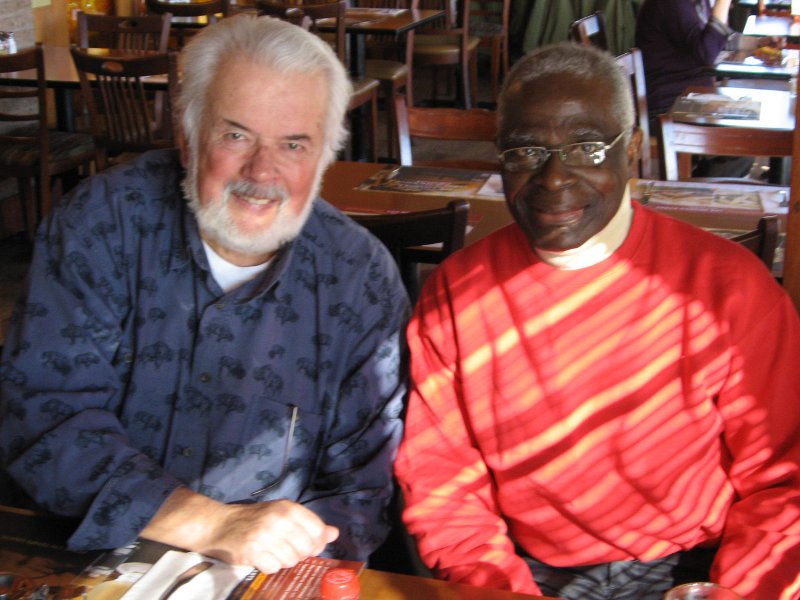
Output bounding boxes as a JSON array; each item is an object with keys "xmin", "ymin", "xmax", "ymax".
[{"xmin": 395, "ymin": 43, "xmax": 800, "ymax": 600}]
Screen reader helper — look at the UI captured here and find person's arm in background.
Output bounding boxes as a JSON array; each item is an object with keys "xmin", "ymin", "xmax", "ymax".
[
  {"xmin": 395, "ymin": 273, "xmax": 541, "ymax": 595},
  {"xmin": 661, "ymin": 0, "xmax": 734, "ymax": 67}
]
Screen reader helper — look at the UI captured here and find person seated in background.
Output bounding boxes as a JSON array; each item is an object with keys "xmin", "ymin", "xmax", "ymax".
[
  {"xmin": 636, "ymin": 0, "xmax": 738, "ymax": 120},
  {"xmin": 0, "ymin": 15, "xmax": 410, "ymax": 573},
  {"xmin": 395, "ymin": 42, "xmax": 800, "ymax": 600},
  {"xmin": 635, "ymin": 0, "xmax": 779, "ymax": 177}
]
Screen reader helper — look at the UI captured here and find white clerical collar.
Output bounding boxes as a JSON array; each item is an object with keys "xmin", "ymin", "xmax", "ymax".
[
  {"xmin": 535, "ymin": 186, "xmax": 633, "ymax": 270},
  {"xmin": 202, "ymin": 240, "xmax": 272, "ymax": 292}
]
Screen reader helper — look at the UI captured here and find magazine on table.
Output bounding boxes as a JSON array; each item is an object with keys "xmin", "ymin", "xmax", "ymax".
[
  {"xmin": 632, "ymin": 180, "xmax": 788, "ymax": 215},
  {"xmin": 357, "ymin": 166, "xmax": 505, "ymax": 199},
  {"xmin": 670, "ymin": 93, "xmax": 762, "ymax": 120}
]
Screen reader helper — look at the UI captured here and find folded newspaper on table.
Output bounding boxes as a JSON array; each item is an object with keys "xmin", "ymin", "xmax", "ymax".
[
  {"xmin": 633, "ymin": 180, "xmax": 788, "ymax": 214},
  {"xmin": 670, "ymin": 93, "xmax": 762, "ymax": 120}
]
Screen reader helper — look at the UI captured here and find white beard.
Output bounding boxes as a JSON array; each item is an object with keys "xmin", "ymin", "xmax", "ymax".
[{"xmin": 183, "ymin": 155, "xmax": 323, "ymax": 259}]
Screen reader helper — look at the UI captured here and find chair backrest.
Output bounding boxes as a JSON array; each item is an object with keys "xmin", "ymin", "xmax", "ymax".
[
  {"xmin": 731, "ymin": 214, "xmax": 780, "ymax": 270},
  {"xmin": 615, "ymin": 48, "xmax": 652, "ymax": 178},
  {"xmin": 257, "ymin": 0, "xmax": 347, "ymax": 61},
  {"xmin": 145, "ymin": 0, "xmax": 226, "ymax": 19},
  {"xmin": 0, "ymin": 44, "xmax": 49, "ymax": 220},
  {"xmin": 77, "ymin": 11, "xmax": 172, "ymax": 51},
  {"xmin": 70, "ymin": 46, "xmax": 179, "ymax": 170},
  {"xmin": 352, "ymin": 199, "xmax": 469, "ymax": 301},
  {"xmin": 657, "ymin": 114, "xmax": 794, "ymax": 180},
  {"xmin": 569, "ymin": 10, "xmax": 608, "ymax": 51},
  {"xmin": 394, "ymin": 94, "xmax": 498, "ymax": 170}
]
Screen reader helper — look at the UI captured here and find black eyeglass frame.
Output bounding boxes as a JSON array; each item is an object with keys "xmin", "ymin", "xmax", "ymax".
[{"xmin": 498, "ymin": 130, "xmax": 628, "ymax": 173}]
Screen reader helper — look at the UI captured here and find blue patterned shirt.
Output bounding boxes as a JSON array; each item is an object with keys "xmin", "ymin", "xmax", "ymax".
[{"xmin": 0, "ymin": 149, "xmax": 410, "ymax": 559}]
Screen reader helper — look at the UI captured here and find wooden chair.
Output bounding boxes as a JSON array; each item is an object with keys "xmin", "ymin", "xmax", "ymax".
[
  {"xmin": 256, "ymin": 0, "xmax": 381, "ymax": 162},
  {"xmin": 77, "ymin": 11, "xmax": 172, "ymax": 51},
  {"xmin": 657, "ymin": 114, "xmax": 793, "ymax": 181},
  {"xmin": 354, "ymin": 0, "xmax": 413, "ymax": 161},
  {"xmin": 731, "ymin": 214, "xmax": 780, "ymax": 270},
  {"xmin": 144, "ymin": 0, "xmax": 226, "ymax": 47},
  {"xmin": 413, "ymin": 0, "xmax": 481, "ymax": 108},
  {"xmin": 569, "ymin": 10, "xmax": 609, "ymax": 51},
  {"xmin": 470, "ymin": 0, "xmax": 510, "ymax": 103},
  {"xmin": 70, "ymin": 46, "xmax": 180, "ymax": 171},
  {"xmin": 394, "ymin": 93, "xmax": 497, "ymax": 169},
  {"xmin": 0, "ymin": 44, "xmax": 95, "ymax": 235},
  {"xmin": 615, "ymin": 48, "xmax": 652, "ymax": 178},
  {"xmin": 353, "ymin": 199, "xmax": 469, "ymax": 301}
]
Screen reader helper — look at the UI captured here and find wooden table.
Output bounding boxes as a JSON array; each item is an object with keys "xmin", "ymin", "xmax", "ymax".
[
  {"xmin": 0, "ymin": 505, "xmax": 558, "ymax": 599},
  {"xmin": 320, "ymin": 161, "xmax": 514, "ymax": 245},
  {"xmin": 319, "ymin": 8, "xmax": 444, "ymax": 79},
  {"xmin": 743, "ymin": 14, "xmax": 800, "ymax": 44},
  {"xmin": 712, "ymin": 48, "xmax": 799, "ymax": 81},
  {"xmin": 0, "ymin": 45, "xmax": 168, "ymax": 132},
  {"xmin": 669, "ymin": 85, "xmax": 795, "ymax": 129}
]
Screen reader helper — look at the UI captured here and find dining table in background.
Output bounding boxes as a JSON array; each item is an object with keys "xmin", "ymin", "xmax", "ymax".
[
  {"xmin": 320, "ymin": 160, "xmax": 514, "ymax": 245},
  {"xmin": 742, "ymin": 13, "xmax": 800, "ymax": 45},
  {"xmin": 711, "ymin": 47, "xmax": 799, "ymax": 81},
  {"xmin": 668, "ymin": 84, "xmax": 795, "ymax": 129},
  {"xmin": 0, "ymin": 45, "xmax": 169, "ymax": 132}
]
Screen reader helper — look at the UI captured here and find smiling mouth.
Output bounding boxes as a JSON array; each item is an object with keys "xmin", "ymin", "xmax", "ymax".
[
  {"xmin": 536, "ymin": 207, "xmax": 585, "ymax": 226},
  {"xmin": 233, "ymin": 193, "xmax": 283, "ymax": 207}
]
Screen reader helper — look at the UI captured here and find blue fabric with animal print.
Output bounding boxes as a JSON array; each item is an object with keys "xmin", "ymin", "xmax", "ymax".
[{"xmin": 0, "ymin": 149, "xmax": 410, "ymax": 560}]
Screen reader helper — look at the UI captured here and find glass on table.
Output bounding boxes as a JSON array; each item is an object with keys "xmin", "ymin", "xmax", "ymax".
[{"xmin": 663, "ymin": 582, "xmax": 744, "ymax": 600}]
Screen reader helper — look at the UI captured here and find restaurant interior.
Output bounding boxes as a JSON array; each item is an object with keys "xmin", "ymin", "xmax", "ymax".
[{"xmin": 1, "ymin": 0, "xmax": 800, "ymax": 597}]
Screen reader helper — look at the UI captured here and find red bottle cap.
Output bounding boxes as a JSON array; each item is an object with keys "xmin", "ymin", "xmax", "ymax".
[{"xmin": 320, "ymin": 568, "xmax": 360, "ymax": 599}]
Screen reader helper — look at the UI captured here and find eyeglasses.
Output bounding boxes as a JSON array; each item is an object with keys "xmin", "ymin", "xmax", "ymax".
[{"xmin": 498, "ymin": 131, "xmax": 627, "ymax": 173}]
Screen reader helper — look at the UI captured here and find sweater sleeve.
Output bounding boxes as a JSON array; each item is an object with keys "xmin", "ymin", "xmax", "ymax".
[
  {"xmin": 710, "ymin": 286, "xmax": 800, "ymax": 599},
  {"xmin": 394, "ymin": 272, "xmax": 541, "ymax": 595}
]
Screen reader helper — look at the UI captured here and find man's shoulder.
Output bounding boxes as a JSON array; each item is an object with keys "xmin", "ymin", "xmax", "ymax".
[{"xmin": 54, "ymin": 149, "xmax": 184, "ymax": 227}]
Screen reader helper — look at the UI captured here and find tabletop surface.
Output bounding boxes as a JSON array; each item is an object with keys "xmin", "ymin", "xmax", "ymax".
[
  {"xmin": 713, "ymin": 47, "xmax": 799, "ymax": 79},
  {"xmin": 743, "ymin": 13, "xmax": 800, "ymax": 36},
  {"xmin": 0, "ymin": 505, "xmax": 558, "ymax": 599},
  {"xmin": 669, "ymin": 85, "xmax": 795, "ymax": 129}
]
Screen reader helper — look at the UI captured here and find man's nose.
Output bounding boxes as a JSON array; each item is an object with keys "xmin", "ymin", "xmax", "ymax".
[
  {"xmin": 535, "ymin": 151, "xmax": 575, "ymax": 190},
  {"xmin": 242, "ymin": 144, "xmax": 279, "ymax": 180}
]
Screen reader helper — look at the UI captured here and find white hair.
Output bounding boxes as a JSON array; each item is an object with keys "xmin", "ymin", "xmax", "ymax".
[
  {"xmin": 176, "ymin": 14, "xmax": 352, "ymax": 168},
  {"xmin": 498, "ymin": 42, "xmax": 635, "ymax": 139}
]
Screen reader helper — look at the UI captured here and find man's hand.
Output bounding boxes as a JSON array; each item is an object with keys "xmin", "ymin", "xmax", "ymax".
[{"xmin": 140, "ymin": 487, "xmax": 339, "ymax": 573}]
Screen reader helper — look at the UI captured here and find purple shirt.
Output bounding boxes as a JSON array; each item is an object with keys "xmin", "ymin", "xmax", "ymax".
[{"xmin": 635, "ymin": 0, "xmax": 735, "ymax": 115}]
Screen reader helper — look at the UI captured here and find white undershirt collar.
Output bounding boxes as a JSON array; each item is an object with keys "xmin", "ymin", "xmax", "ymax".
[
  {"xmin": 535, "ymin": 187, "xmax": 633, "ymax": 270},
  {"xmin": 202, "ymin": 240, "xmax": 272, "ymax": 292}
]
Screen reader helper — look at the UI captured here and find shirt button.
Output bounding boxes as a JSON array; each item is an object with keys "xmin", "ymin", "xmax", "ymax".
[
  {"xmin": 199, "ymin": 372, "xmax": 211, "ymax": 383},
  {"xmin": 215, "ymin": 303, "xmax": 225, "ymax": 310},
  {"xmin": 182, "ymin": 447, "xmax": 194, "ymax": 457},
  {"xmin": 124, "ymin": 353, "xmax": 134, "ymax": 363}
]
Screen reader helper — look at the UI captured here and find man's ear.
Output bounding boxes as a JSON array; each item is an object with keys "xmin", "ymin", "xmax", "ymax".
[{"xmin": 626, "ymin": 128, "xmax": 643, "ymax": 169}]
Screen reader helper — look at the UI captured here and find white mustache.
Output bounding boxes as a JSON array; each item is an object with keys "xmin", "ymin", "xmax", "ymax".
[{"xmin": 226, "ymin": 181, "xmax": 289, "ymax": 206}]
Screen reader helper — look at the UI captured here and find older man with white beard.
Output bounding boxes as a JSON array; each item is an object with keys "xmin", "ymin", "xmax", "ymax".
[{"xmin": 0, "ymin": 15, "xmax": 409, "ymax": 573}]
